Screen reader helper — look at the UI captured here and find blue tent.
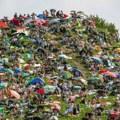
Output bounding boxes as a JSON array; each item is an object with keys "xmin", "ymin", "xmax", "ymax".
[
  {"xmin": 28, "ymin": 77, "xmax": 44, "ymax": 85},
  {"xmin": 37, "ymin": 14, "xmax": 44, "ymax": 19}
]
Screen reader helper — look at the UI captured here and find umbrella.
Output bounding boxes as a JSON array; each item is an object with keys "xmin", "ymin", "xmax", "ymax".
[
  {"xmin": 102, "ymin": 71, "xmax": 117, "ymax": 78},
  {"xmin": 0, "ymin": 83, "xmax": 7, "ymax": 88},
  {"xmin": 5, "ymin": 69, "xmax": 14, "ymax": 74},
  {"xmin": 91, "ymin": 57, "xmax": 102, "ymax": 63},
  {"xmin": 35, "ymin": 18, "xmax": 46, "ymax": 27},
  {"xmin": 10, "ymin": 90, "xmax": 20, "ymax": 99},
  {"xmin": 37, "ymin": 14, "xmax": 44, "ymax": 19},
  {"xmin": 22, "ymin": 73, "xmax": 29, "ymax": 77},
  {"xmin": 43, "ymin": 85, "xmax": 56, "ymax": 93},
  {"xmin": 58, "ymin": 54, "xmax": 72, "ymax": 59},
  {"xmin": 80, "ymin": 78, "xmax": 87, "ymax": 85},
  {"xmin": 99, "ymin": 70, "xmax": 107, "ymax": 73},
  {"xmin": 88, "ymin": 77, "xmax": 100, "ymax": 81},
  {"xmin": 0, "ymin": 22, "xmax": 8, "ymax": 28},
  {"xmin": 109, "ymin": 114, "xmax": 119, "ymax": 119},
  {"xmin": 73, "ymin": 86, "xmax": 81, "ymax": 89},
  {"xmin": 37, "ymin": 88, "xmax": 45, "ymax": 94},
  {"xmin": 28, "ymin": 77, "xmax": 44, "ymax": 85},
  {"xmin": 13, "ymin": 69, "xmax": 21, "ymax": 74}
]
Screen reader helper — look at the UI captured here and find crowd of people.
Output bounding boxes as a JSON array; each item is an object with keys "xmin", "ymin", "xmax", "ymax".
[{"xmin": 0, "ymin": 9, "xmax": 120, "ymax": 120}]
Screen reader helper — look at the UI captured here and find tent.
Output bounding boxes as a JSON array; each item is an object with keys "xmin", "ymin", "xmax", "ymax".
[
  {"xmin": 60, "ymin": 71, "xmax": 72, "ymax": 79},
  {"xmin": 28, "ymin": 77, "xmax": 44, "ymax": 85}
]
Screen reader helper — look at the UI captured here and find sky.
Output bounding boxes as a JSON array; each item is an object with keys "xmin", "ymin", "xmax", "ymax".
[{"xmin": 0, "ymin": 0, "xmax": 120, "ymax": 32}]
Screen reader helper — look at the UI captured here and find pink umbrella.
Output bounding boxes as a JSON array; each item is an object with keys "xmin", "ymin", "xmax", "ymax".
[
  {"xmin": 10, "ymin": 90, "xmax": 20, "ymax": 99},
  {"xmin": 102, "ymin": 71, "xmax": 117, "ymax": 78},
  {"xmin": 35, "ymin": 18, "xmax": 46, "ymax": 27}
]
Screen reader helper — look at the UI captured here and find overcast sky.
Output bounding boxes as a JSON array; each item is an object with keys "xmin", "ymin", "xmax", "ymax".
[{"xmin": 0, "ymin": 0, "xmax": 120, "ymax": 31}]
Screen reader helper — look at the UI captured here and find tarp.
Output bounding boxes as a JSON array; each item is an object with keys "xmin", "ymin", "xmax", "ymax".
[{"xmin": 28, "ymin": 77, "xmax": 44, "ymax": 85}]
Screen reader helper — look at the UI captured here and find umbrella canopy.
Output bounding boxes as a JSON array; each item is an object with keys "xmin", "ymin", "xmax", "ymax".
[
  {"xmin": 88, "ymin": 77, "xmax": 100, "ymax": 84},
  {"xmin": 80, "ymin": 78, "xmax": 87, "ymax": 85},
  {"xmin": 88, "ymin": 77, "xmax": 100, "ymax": 81},
  {"xmin": 99, "ymin": 70, "xmax": 107, "ymax": 73},
  {"xmin": 73, "ymin": 86, "xmax": 81, "ymax": 89},
  {"xmin": 43, "ymin": 85, "xmax": 56, "ymax": 93},
  {"xmin": 91, "ymin": 57, "xmax": 102, "ymax": 63},
  {"xmin": 10, "ymin": 90, "xmax": 20, "ymax": 99},
  {"xmin": 0, "ymin": 22, "xmax": 8, "ymax": 28},
  {"xmin": 58, "ymin": 54, "xmax": 72, "ymax": 59},
  {"xmin": 37, "ymin": 88, "xmax": 45, "ymax": 94},
  {"xmin": 5, "ymin": 69, "xmax": 14, "ymax": 74},
  {"xmin": 28, "ymin": 77, "xmax": 44, "ymax": 85},
  {"xmin": 102, "ymin": 71, "xmax": 117, "ymax": 78},
  {"xmin": 22, "ymin": 73, "xmax": 29, "ymax": 77},
  {"xmin": 0, "ymin": 83, "xmax": 7, "ymax": 88},
  {"xmin": 35, "ymin": 18, "xmax": 46, "ymax": 27}
]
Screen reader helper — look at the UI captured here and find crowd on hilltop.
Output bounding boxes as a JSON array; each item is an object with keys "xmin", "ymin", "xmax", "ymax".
[{"xmin": 0, "ymin": 9, "xmax": 120, "ymax": 120}]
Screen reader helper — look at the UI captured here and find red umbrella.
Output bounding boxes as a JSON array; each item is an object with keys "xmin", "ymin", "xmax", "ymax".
[
  {"xmin": 37, "ymin": 88, "xmax": 45, "ymax": 94},
  {"xmin": 100, "ymin": 70, "xmax": 107, "ymax": 73},
  {"xmin": 102, "ymin": 71, "xmax": 117, "ymax": 78},
  {"xmin": 0, "ymin": 22, "xmax": 8, "ymax": 28},
  {"xmin": 109, "ymin": 114, "xmax": 119, "ymax": 119}
]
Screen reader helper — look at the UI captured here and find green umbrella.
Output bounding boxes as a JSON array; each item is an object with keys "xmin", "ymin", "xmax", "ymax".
[
  {"xmin": 5, "ymin": 69, "xmax": 14, "ymax": 74},
  {"xmin": 22, "ymin": 73, "xmax": 29, "ymax": 77},
  {"xmin": 73, "ymin": 86, "xmax": 81, "ymax": 89},
  {"xmin": 88, "ymin": 77, "xmax": 100, "ymax": 81}
]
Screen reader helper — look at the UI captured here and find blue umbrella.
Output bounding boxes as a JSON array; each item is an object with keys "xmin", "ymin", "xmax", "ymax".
[
  {"xmin": 37, "ymin": 14, "xmax": 44, "ymax": 19},
  {"xmin": 28, "ymin": 77, "xmax": 44, "ymax": 85},
  {"xmin": 0, "ymin": 83, "xmax": 7, "ymax": 88},
  {"xmin": 91, "ymin": 57, "xmax": 102, "ymax": 63},
  {"xmin": 13, "ymin": 69, "xmax": 21, "ymax": 73},
  {"xmin": 0, "ymin": 68, "xmax": 5, "ymax": 73}
]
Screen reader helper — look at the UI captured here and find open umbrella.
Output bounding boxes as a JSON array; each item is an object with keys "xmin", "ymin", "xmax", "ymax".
[
  {"xmin": 10, "ymin": 90, "xmax": 20, "ymax": 99},
  {"xmin": 58, "ymin": 54, "xmax": 72, "ymax": 59},
  {"xmin": 0, "ymin": 83, "xmax": 7, "ymax": 88},
  {"xmin": 28, "ymin": 77, "xmax": 44, "ymax": 85},
  {"xmin": 5, "ymin": 69, "xmax": 14, "ymax": 74},
  {"xmin": 73, "ymin": 86, "xmax": 81, "ymax": 89},
  {"xmin": 0, "ymin": 22, "xmax": 8, "ymax": 28},
  {"xmin": 102, "ymin": 71, "xmax": 117, "ymax": 78},
  {"xmin": 99, "ymin": 70, "xmax": 107, "ymax": 73},
  {"xmin": 37, "ymin": 88, "xmax": 45, "ymax": 94},
  {"xmin": 91, "ymin": 57, "xmax": 102, "ymax": 63}
]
